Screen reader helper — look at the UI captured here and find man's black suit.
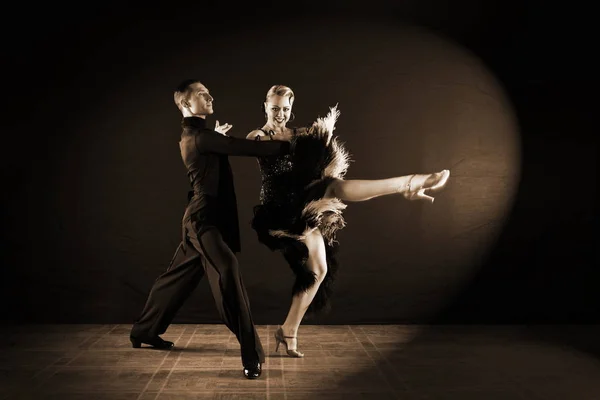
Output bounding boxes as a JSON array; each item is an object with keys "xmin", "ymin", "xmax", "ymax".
[{"xmin": 131, "ymin": 116, "xmax": 291, "ymax": 366}]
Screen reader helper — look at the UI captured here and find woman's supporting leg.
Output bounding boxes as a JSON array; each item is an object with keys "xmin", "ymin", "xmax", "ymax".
[{"xmin": 280, "ymin": 229, "xmax": 328, "ymax": 353}]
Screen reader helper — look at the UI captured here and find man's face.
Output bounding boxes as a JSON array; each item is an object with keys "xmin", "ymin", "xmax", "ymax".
[
  {"xmin": 186, "ymin": 82, "xmax": 214, "ymax": 116},
  {"xmin": 265, "ymin": 95, "xmax": 292, "ymax": 127}
]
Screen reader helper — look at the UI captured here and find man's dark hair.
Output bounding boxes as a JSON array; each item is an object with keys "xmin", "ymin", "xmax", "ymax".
[{"xmin": 175, "ymin": 79, "xmax": 201, "ymax": 94}]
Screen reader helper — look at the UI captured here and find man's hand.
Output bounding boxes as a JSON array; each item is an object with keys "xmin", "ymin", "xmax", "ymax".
[
  {"xmin": 269, "ymin": 133, "xmax": 291, "ymax": 142},
  {"xmin": 215, "ymin": 120, "xmax": 233, "ymax": 136}
]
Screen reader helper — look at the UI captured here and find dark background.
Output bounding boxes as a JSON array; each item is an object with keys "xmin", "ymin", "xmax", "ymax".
[{"xmin": 1, "ymin": 1, "xmax": 596, "ymax": 326}]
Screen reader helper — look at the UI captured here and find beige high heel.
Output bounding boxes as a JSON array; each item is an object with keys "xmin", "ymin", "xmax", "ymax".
[
  {"xmin": 403, "ymin": 169, "xmax": 450, "ymax": 203},
  {"xmin": 274, "ymin": 327, "xmax": 305, "ymax": 358}
]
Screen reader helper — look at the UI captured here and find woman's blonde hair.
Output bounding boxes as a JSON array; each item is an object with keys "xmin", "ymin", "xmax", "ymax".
[{"xmin": 265, "ymin": 85, "xmax": 295, "ymax": 105}]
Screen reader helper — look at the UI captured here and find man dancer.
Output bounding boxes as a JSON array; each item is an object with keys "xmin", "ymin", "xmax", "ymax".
[{"xmin": 130, "ymin": 79, "xmax": 293, "ymax": 379}]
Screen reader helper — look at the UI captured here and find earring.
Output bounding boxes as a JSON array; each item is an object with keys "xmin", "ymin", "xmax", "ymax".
[{"xmin": 289, "ymin": 112, "xmax": 295, "ymax": 122}]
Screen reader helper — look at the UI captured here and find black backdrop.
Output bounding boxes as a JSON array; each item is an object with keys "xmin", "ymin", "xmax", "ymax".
[{"xmin": 1, "ymin": 1, "xmax": 596, "ymax": 325}]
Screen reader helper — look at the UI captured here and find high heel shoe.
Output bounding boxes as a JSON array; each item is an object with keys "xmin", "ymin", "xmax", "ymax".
[
  {"xmin": 274, "ymin": 327, "xmax": 304, "ymax": 358},
  {"xmin": 403, "ymin": 169, "xmax": 450, "ymax": 203}
]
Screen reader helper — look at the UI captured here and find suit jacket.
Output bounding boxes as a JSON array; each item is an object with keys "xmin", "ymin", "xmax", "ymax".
[{"xmin": 179, "ymin": 116, "xmax": 291, "ymax": 252}]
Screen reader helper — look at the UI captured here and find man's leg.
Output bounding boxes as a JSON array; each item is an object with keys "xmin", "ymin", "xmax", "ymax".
[
  {"xmin": 189, "ymin": 229, "xmax": 265, "ymax": 368},
  {"xmin": 130, "ymin": 241, "xmax": 205, "ymax": 344}
]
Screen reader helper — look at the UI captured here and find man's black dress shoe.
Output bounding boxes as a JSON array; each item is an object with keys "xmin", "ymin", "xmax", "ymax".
[
  {"xmin": 243, "ymin": 362, "xmax": 262, "ymax": 379},
  {"xmin": 130, "ymin": 335, "xmax": 174, "ymax": 349}
]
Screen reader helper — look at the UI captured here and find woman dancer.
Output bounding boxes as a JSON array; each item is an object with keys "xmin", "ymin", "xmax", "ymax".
[{"xmin": 246, "ymin": 85, "xmax": 450, "ymax": 357}]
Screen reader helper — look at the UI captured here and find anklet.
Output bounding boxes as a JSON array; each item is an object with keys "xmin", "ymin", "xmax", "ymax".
[{"xmin": 399, "ymin": 174, "xmax": 415, "ymax": 193}]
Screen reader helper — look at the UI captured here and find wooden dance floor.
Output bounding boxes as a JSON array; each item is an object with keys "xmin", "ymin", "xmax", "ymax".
[{"xmin": 1, "ymin": 324, "xmax": 599, "ymax": 399}]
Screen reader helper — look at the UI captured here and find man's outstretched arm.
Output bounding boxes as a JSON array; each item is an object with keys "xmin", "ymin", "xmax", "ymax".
[{"xmin": 196, "ymin": 130, "xmax": 293, "ymax": 157}]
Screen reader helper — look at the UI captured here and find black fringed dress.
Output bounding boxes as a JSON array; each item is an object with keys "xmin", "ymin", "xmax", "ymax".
[{"xmin": 251, "ymin": 106, "xmax": 352, "ymax": 315}]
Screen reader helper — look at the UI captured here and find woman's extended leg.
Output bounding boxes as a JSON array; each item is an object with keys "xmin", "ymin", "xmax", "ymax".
[{"xmin": 325, "ymin": 170, "xmax": 450, "ymax": 202}]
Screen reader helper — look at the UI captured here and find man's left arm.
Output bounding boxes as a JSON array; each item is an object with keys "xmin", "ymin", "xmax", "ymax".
[{"xmin": 196, "ymin": 130, "xmax": 293, "ymax": 157}]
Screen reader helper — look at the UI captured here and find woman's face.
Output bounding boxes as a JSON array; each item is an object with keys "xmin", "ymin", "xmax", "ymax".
[{"xmin": 265, "ymin": 95, "xmax": 292, "ymax": 127}]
